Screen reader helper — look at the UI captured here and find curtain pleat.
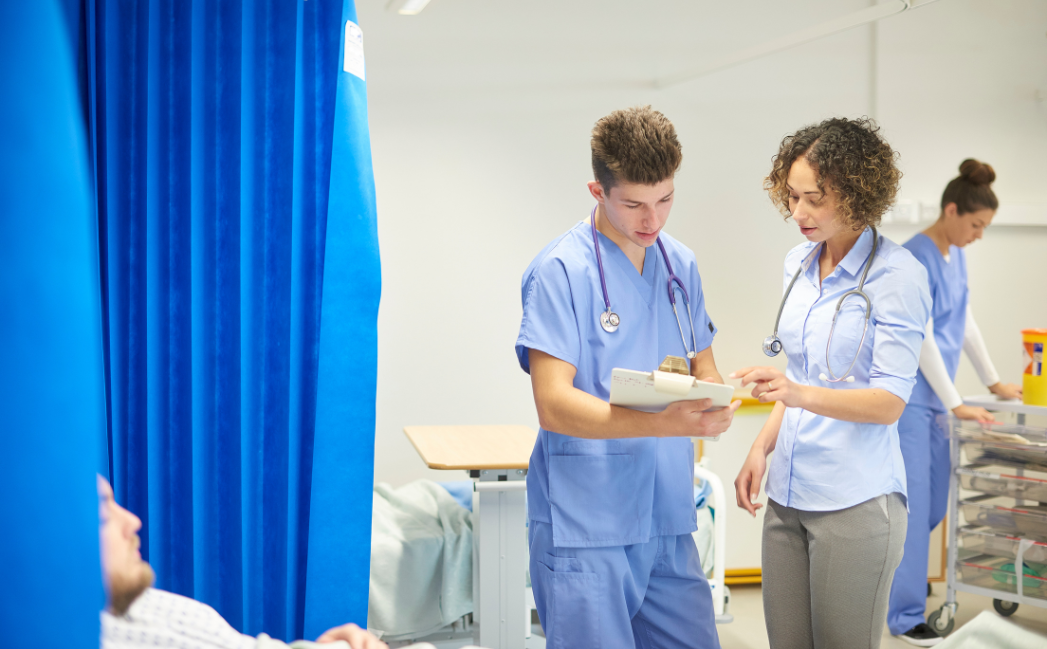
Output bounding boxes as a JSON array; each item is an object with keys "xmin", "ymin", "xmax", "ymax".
[
  {"xmin": 87, "ymin": 0, "xmax": 378, "ymax": 639},
  {"xmin": 1, "ymin": 3, "xmax": 106, "ymax": 646},
  {"xmin": 144, "ymin": 0, "xmax": 195, "ymax": 597},
  {"xmin": 304, "ymin": 0, "xmax": 380, "ymax": 636},
  {"xmin": 286, "ymin": 0, "xmax": 342, "ymax": 634},
  {"xmin": 189, "ymin": 0, "xmax": 245, "ymax": 628}
]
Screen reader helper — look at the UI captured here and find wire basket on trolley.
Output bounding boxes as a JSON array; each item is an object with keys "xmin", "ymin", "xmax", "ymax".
[{"xmin": 930, "ymin": 405, "xmax": 1047, "ymax": 635}]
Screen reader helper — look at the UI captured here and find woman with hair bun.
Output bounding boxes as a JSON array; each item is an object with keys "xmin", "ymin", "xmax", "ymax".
[{"xmin": 887, "ymin": 160, "xmax": 1022, "ymax": 646}]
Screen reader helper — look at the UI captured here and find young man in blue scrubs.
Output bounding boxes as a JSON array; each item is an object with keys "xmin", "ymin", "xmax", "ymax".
[{"xmin": 516, "ymin": 106, "xmax": 739, "ymax": 649}]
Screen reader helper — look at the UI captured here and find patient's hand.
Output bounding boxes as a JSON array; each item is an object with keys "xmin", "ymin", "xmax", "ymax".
[{"xmin": 316, "ymin": 623, "xmax": 388, "ymax": 649}]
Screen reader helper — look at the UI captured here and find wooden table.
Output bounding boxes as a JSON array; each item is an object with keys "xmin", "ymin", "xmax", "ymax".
[
  {"xmin": 403, "ymin": 425, "xmax": 537, "ymax": 649},
  {"xmin": 403, "ymin": 425, "xmax": 536, "ymax": 471}
]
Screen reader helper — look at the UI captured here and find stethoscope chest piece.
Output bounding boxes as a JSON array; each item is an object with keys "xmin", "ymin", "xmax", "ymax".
[
  {"xmin": 588, "ymin": 205, "xmax": 695, "ymax": 355},
  {"xmin": 762, "ymin": 335, "xmax": 783, "ymax": 357},
  {"xmin": 761, "ymin": 227, "xmax": 880, "ymax": 382}
]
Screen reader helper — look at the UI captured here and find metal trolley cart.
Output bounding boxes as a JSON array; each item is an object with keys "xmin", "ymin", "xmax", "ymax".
[{"xmin": 930, "ymin": 396, "xmax": 1047, "ymax": 636}]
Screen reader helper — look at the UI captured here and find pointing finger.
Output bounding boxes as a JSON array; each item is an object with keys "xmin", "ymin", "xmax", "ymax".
[
  {"xmin": 729, "ymin": 367, "xmax": 757, "ymax": 380},
  {"xmin": 741, "ymin": 368, "xmax": 781, "ymax": 385},
  {"xmin": 731, "ymin": 368, "xmax": 776, "ymax": 387}
]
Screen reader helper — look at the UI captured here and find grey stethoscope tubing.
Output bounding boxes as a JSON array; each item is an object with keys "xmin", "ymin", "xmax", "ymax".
[
  {"xmin": 590, "ymin": 206, "xmax": 698, "ymax": 359},
  {"xmin": 762, "ymin": 227, "xmax": 879, "ymax": 384}
]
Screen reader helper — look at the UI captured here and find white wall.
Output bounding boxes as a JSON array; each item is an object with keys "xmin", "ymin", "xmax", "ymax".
[{"xmin": 360, "ymin": 0, "xmax": 1047, "ymax": 569}]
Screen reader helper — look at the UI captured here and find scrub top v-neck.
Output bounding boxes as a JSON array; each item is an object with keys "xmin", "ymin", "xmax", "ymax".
[
  {"xmin": 516, "ymin": 220, "xmax": 716, "ymax": 548},
  {"xmin": 903, "ymin": 233, "xmax": 969, "ymax": 412}
]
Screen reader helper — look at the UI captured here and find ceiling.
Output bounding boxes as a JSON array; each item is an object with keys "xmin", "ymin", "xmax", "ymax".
[{"xmin": 355, "ymin": 0, "xmax": 881, "ymax": 93}]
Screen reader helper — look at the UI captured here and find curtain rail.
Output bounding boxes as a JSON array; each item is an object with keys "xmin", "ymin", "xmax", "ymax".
[{"xmin": 655, "ymin": 0, "xmax": 943, "ymax": 88}]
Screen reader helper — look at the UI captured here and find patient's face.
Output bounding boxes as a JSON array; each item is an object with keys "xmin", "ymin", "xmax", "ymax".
[{"xmin": 98, "ymin": 476, "xmax": 154, "ymax": 615}]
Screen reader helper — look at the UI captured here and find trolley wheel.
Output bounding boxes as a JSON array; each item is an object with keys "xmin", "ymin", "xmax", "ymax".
[
  {"xmin": 927, "ymin": 608, "xmax": 955, "ymax": 636},
  {"xmin": 993, "ymin": 599, "xmax": 1019, "ymax": 617}
]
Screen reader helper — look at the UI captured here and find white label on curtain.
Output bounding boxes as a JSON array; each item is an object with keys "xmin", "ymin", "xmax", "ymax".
[{"xmin": 344, "ymin": 21, "xmax": 365, "ymax": 80}]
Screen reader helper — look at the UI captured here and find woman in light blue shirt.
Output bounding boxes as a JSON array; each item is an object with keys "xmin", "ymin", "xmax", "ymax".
[{"xmin": 733, "ymin": 118, "xmax": 931, "ymax": 649}]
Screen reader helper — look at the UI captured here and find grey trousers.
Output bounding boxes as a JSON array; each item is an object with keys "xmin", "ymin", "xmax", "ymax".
[{"xmin": 762, "ymin": 494, "xmax": 907, "ymax": 649}]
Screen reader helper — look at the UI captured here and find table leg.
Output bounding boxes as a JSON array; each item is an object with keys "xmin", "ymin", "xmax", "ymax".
[{"xmin": 474, "ymin": 470, "xmax": 527, "ymax": 649}]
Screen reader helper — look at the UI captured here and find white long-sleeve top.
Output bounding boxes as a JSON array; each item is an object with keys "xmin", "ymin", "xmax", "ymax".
[{"xmin": 918, "ymin": 304, "xmax": 1000, "ymax": 411}]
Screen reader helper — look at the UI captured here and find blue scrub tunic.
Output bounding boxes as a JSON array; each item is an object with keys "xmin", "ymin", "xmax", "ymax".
[
  {"xmin": 888, "ymin": 233, "xmax": 967, "ymax": 635},
  {"xmin": 516, "ymin": 220, "xmax": 716, "ymax": 548},
  {"xmin": 517, "ymin": 219, "xmax": 721, "ymax": 648},
  {"xmin": 905, "ymin": 233, "xmax": 969, "ymax": 411}
]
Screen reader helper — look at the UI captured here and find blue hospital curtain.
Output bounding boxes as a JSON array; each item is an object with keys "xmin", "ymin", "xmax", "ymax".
[
  {"xmin": 85, "ymin": 0, "xmax": 380, "ymax": 640},
  {"xmin": 0, "ymin": 1, "xmax": 106, "ymax": 646}
]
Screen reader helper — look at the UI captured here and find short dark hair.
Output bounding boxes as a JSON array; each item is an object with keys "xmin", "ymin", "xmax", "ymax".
[
  {"xmin": 591, "ymin": 106, "xmax": 682, "ymax": 190},
  {"xmin": 941, "ymin": 159, "xmax": 998, "ymax": 214},
  {"xmin": 765, "ymin": 117, "xmax": 901, "ymax": 229}
]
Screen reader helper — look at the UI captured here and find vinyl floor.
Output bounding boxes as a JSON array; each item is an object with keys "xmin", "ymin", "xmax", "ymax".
[
  {"xmin": 718, "ymin": 583, "xmax": 1047, "ymax": 649},
  {"xmin": 421, "ymin": 583, "xmax": 1047, "ymax": 648}
]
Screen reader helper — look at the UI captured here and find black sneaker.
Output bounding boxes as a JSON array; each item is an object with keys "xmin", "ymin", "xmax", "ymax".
[{"xmin": 896, "ymin": 623, "xmax": 943, "ymax": 647}]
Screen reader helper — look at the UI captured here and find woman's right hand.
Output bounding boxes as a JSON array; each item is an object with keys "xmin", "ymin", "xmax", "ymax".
[
  {"xmin": 735, "ymin": 448, "xmax": 767, "ymax": 517},
  {"xmin": 952, "ymin": 404, "xmax": 996, "ymax": 424}
]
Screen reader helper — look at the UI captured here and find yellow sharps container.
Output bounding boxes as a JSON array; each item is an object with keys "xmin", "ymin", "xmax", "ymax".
[{"xmin": 1023, "ymin": 329, "xmax": 1047, "ymax": 406}]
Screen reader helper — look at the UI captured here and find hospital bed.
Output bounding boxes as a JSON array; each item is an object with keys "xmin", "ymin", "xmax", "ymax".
[
  {"xmin": 378, "ymin": 426, "xmax": 731, "ymax": 648},
  {"xmin": 695, "ymin": 460, "xmax": 733, "ymax": 624}
]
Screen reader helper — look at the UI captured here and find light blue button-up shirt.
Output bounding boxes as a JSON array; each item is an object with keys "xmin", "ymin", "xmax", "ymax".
[{"xmin": 765, "ymin": 228, "xmax": 931, "ymax": 512}]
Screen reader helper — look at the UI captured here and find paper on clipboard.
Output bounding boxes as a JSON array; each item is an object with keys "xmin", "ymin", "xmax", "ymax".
[{"xmin": 610, "ymin": 367, "xmax": 734, "ymax": 414}]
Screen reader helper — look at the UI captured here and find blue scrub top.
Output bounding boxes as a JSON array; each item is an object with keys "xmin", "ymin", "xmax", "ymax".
[
  {"xmin": 903, "ymin": 233, "xmax": 969, "ymax": 412},
  {"xmin": 516, "ymin": 219, "xmax": 716, "ymax": 548},
  {"xmin": 765, "ymin": 228, "xmax": 931, "ymax": 512}
]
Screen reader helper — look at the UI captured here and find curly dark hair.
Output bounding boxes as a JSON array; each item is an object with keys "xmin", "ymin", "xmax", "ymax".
[{"xmin": 764, "ymin": 117, "xmax": 901, "ymax": 229}]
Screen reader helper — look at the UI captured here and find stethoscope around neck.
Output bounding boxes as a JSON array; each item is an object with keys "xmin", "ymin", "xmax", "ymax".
[
  {"xmin": 590, "ymin": 206, "xmax": 698, "ymax": 359},
  {"xmin": 762, "ymin": 227, "xmax": 879, "ymax": 383}
]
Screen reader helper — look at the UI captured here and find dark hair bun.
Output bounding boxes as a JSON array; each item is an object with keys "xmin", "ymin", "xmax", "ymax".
[{"xmin": 959, "ymin": 158, "xmax": 995, "ymax": 185}]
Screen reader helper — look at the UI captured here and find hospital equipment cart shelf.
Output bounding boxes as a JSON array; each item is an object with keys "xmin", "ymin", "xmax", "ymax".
[
  {"xmin": 930, "ymin": 397, "xmax": 1047, "ymax": 636},
  {"xmin": 404, "ymin": 425, "xmax": 536, "ymax": 649}
]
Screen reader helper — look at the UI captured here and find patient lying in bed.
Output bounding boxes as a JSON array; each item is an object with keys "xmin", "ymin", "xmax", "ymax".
[{"xmin": 97, "ymin": 476, "xmax": 387, "ymax": 649}]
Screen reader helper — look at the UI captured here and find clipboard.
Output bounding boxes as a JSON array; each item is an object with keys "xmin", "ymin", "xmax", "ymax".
[{"xmin": 609, "ymin": 355, "xmax": 735, "ymax": 414}]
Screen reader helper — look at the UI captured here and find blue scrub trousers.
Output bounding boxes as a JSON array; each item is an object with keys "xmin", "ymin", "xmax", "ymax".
[
  {"xmin": 888, "ymin": 404, "xmax": 950, "ymax": 635},
  {"xmin": 529, "ymin": 520, "xmax": 720, "ymax": 649}
]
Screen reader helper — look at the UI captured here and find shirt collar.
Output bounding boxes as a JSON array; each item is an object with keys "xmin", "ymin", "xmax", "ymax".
[
  {"xmin": 837, "ymin": 227, "xmax": 876, "ymax": 277},
  {"xmin": 798, "ymin": 242, "xmax": 819, "ymax": 275}
]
